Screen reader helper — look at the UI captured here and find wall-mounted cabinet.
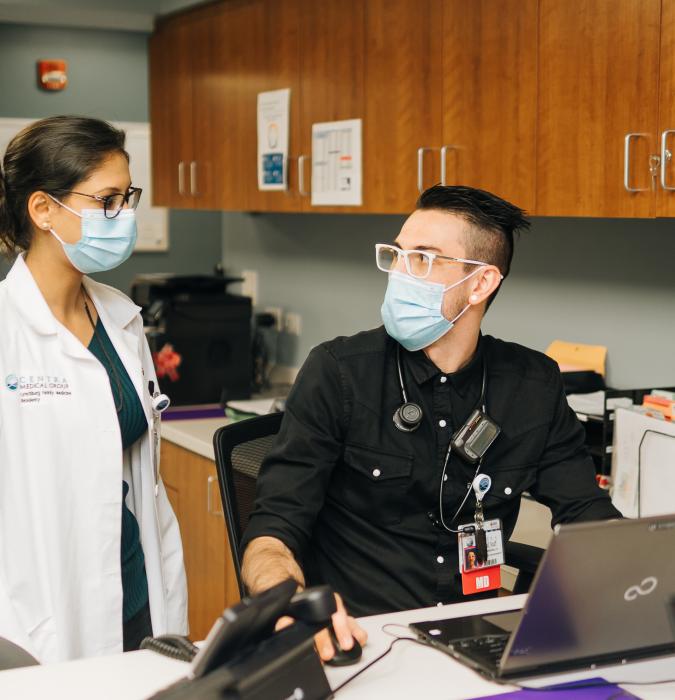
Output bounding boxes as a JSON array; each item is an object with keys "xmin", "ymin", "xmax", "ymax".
[
  {"xmin": 442, "ymin": 0, "xmax": 537, "ymax": 212},
  {"xmin": 150, "ymin": 0, "xmax": 536, "ymax": 214},
  {"xmin": 149, "ymin": 10, "xmax": 214, "ymax": 209},
  {"xmin": 149, "ymin": 0, "xmax": 675, "ymax": 218},
  {"xmin": 536, "ymin": 0, "xmax": 661, "ymax": 217}
]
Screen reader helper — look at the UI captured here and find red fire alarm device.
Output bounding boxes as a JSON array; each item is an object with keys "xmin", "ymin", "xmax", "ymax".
[{"xmin": 37, "ymin": 60, "xmax": 68, "ymax": 91}]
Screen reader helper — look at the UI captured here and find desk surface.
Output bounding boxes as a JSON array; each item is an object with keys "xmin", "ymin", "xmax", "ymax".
[
  {"xmin": 2, "ymin": 594, "xmax": 674, "ymax": 700},
  {"xmin": 161, "ymin": 416, "xmax": 230, "ymax": 461}
]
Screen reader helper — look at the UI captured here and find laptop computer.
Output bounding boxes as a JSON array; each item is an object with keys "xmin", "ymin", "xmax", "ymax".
[{"xmin": 410, "ymin": 515, "xmax": 675, "ymax": 679}]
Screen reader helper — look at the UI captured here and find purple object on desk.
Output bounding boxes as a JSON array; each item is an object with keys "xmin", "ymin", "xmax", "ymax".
[
  {"xmin": 162, "ymin": 404, "xmax": 225, "ymax": 421},
  {"xmin": 473, "ymin": 678, "xmax": 638, "ymax": 699}
]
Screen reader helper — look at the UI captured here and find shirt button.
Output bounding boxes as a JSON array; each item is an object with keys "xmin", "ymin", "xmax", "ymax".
[
  {"xmin": 372, "ymin": 468, "xmax": 381, "ymax": 478},
  {"xmin": 440, "ymin": 376, "xmax": 447, "ymax": 384},
  {"xmin": 436, "ymin": 555, "xmax": 445, "ymax": 564},
  {"xmin": 438, "ymin": 419, "xmax": 447, "ymax": 428},
  {"xmin": 504, "ymin": 486, "xmax": 512, "ymax": 495},
  {"xmin": 443, "ymin": 474, "xmax": 448, "ymax": 482}
]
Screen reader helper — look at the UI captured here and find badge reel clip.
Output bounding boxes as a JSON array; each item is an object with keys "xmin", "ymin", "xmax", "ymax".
[
  {"xmin": 149, "ymin": 381, "xmax": 170, "ymax": 496},
  {"xmin": 472, "ymin": 474, "xmax": 492, "ymax": 563}
]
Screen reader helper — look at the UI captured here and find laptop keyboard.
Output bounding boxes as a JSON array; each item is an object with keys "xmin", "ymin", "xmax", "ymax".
[{"xmin": 454, "ymin": 634, "xmax": 509, "ymax": 668}]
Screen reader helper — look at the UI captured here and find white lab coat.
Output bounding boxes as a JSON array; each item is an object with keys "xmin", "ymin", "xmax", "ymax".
[{"xmin": 0, "ymin": 255, "xmax": 188, "ymax": 663}]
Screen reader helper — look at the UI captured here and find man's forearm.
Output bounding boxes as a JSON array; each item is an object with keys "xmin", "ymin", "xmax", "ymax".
[{"xmin": 241, "ymin": 536, "xmax": 306, "ymax": 595}]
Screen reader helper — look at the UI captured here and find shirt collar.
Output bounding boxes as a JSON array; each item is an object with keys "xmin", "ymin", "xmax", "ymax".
[
  {"xmin": 5, "ymin": 254, "xmax": 141, "ymax": 335},
  {"xmin": 403, "ymin": 334, "xmax": 484, "ymax": 398}
]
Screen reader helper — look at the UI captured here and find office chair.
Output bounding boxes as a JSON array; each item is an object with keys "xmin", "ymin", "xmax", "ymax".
[{"xmin": 213, "ymin": 413, "xmax": 543, "ymax": 598}]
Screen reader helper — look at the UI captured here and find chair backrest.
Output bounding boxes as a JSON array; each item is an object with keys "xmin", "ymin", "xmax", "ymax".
[{"xmin": 213, "ymin": 412, "xmax": 284, "ymax": 597}]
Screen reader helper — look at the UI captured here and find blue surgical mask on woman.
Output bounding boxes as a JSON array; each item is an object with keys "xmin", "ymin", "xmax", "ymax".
[
  {"xmin": 47, "ymin": 195, "xmax": 137, "ymax": 274},
  {"xmin": 381, "ymin": 268, "xmax": 484, "ymax": 352}
]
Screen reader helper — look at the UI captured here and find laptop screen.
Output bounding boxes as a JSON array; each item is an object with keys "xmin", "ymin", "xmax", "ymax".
[{"xmin": 502, "ymin": 516, "xmax": 675, "ymax": 674}]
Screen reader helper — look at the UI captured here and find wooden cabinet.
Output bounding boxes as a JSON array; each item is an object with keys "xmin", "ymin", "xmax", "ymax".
[
  {"xmin": 657, "ymin": 0, "xmax": 675, "ymax": 216},
  {"xmin": 150, "ymin": 0, "xmax": 675, "ymax": 218},
  {"xmin": 149, "ymin": 8, "xmax": 217, "ymax": 209},
  {"xmin": 362, "ymin": 0, "xmax": 442, "ymax": 213},
  {"xmin": 442, "ymin": 0, "xmax": 538, "ymax": 212},
  {"xmin": 244, "ymin": 0, "xmax": 303, "ymax": 212},
  {"xmin": 160, "ymin": 440, "xmax": 240, "ymax": 641},
  {"xmin": 536, "ymin": 0, "xmax": 661, "ymax": 217},
  {"xmin": 297, "ymin": 0, "xmax": 365, "ymax": 212}
]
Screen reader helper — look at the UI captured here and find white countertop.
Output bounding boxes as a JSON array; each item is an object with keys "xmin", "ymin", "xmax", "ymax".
[
  {"xmin": 2, "ymin": 594, "xmax": 674, "ymax": 700},
  {"xmin": 161, "ymin": 417, "xmax": 231, "ymax": 461}
]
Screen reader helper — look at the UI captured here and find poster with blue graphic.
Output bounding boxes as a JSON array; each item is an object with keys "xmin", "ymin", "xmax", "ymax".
[{"xmin": 257, "ymin": 88, "xmax": 290, "ymax": 191}]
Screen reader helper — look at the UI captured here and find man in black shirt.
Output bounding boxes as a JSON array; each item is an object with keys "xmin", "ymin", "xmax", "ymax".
[{"xmin": 241, "ymin": 185, "xmax": 621, "ymax": 661}]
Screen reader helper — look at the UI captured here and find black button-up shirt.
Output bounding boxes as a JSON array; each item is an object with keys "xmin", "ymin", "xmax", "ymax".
[{"xmin": 242, "ymin": 327, "xmax": 621, "ymax": 617}]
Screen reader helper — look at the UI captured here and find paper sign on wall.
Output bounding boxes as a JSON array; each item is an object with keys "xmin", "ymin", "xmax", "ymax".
[
  {"xmin": 257, "ymin": 88, "xmax": 290, "ymax": 191},
  {"xmin": 311, "ymin": 119, "xmax": 362, "ymax": 206}
]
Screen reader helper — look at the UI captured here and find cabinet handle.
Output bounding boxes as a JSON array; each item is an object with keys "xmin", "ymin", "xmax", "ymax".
[
  {"xmin": 440, "ymin": 145, "xmax": 458, "ymax": 186},
  {"xmin": 190, "ymin": 161, "xmax": 198, "ymax": 196},
  {"xmin": 417, "ymin": 147, "xmax": 437, "ymax": 194},
  {"xmin": 298, "ymin": 154, "xmax": 310, "ymax": 197},
  {"xmin": 660, "ymin": 130, "xmax": 675, "ymax": 190},
  {"xmin": 178, "ymin": 161, "xmax": 186, "ymax": 195},
  {"xmin": 623, "ymin": 133, "xmax": 649, "ymax": 192},
  {"xmin": 207, "ymin": 475, "xmax": 223, "ymax": 517}
]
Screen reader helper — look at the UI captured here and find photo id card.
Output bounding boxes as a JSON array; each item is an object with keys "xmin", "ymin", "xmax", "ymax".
[
  {"xmin": 458, "ymin": 519, "xmax": 504, "ymax": 595},
  {"xmin": 457, "ymin": 519, "xmax": 505, "ymax": 573}
]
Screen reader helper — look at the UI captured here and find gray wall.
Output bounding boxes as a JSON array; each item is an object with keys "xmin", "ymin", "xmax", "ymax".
[
  {"xmin": 222, "ymin": 213, "xmax": 675, "ymax": 389},
  {"xmin": 0, "ymin": 22, "xmax": 222, "ymax": 293}
]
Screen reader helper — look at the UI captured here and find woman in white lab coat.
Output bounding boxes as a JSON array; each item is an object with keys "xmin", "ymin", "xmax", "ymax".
[{"xmin": 0, "ymin": 116, "xmax": 188, "ymax": 662}]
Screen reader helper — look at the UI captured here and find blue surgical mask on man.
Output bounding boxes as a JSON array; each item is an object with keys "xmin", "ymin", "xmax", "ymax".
[
  {"xmin": 47, "ymin": 195, "xmax": 137, "ymax": 274},
  {"xmin": 381, "ymin": 268, "xmax": 484, "ymax": 352}
]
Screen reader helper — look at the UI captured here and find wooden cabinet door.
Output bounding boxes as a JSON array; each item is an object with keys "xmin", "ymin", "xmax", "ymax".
[
  {"xmin": 208, "ymin": 1, "xmax": 263, "ymax": 211},
  {"xmin": 536, "ymin": 0, "xmax": 661, "ymax": 217},
  {"xmin": 165, "ymin": 16, "xmax": 198, "ymax": 209},
  {"xmin": 244, "ymin": 0, "xmax": 303, "ymax": 213},
  {"xmin": 441, "ymin": 0, "xmax": 537, "ymax": 212},
  {"xmin": 298, "ymin": 0, "xmax": 365, "ymax": 213},
  {"xmin": 362, "ymin": 0, "xmax": 443, "ymax": 214},
  {"xmin": 160, "ymin": 442, "xmax": 240, "ymax": 641},
  {"xmin": 187, "ymin": 9, "xmax": 216, "ymax": 210},
  {"xmin": 657, "ymin": 0, "xmax": 675, "ymax": 216},
  {"xmin": 148, "ymin": 28, "xmax": 172, "ymax": 207}
]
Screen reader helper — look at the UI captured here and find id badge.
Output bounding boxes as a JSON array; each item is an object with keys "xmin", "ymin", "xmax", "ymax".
[{"xmin": 458, "ymin": 519, "xmax": 505, "ymax": 595}]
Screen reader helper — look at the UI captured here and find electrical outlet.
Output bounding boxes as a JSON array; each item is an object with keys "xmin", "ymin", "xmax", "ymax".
[
  {"xmin": 264, "ymin": 306, "xmax": 283, "ymax": 331},
  {"xmin": 240, "ymin": 269, "xmax": 258, "ymax": 306},
  {"xmin": 284, "ymin": 312, "xmax": 302, "ymax": 336}
]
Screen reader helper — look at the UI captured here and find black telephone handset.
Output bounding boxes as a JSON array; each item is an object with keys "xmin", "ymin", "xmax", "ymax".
[{"xmin": 148, "ymin": 580, "xmax": 336, "ymax": 700}]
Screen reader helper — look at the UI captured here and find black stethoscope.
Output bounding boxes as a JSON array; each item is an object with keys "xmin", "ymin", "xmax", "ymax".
[{"xmin": 393, "ymin": 344, "xmax": 490, "ymax": 533}]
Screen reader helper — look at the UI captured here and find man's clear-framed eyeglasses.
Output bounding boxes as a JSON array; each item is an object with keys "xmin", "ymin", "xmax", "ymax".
[
  {"xmin": 55, "ymin": 186, "xmax": 143, "ymax": 219},
  {"xmin": 375, "ymin": 243, "xmax": 488, "ymax": 280}
]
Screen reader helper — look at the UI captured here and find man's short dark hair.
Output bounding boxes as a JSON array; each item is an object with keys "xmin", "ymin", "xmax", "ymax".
[{"xmin": 416, "ymin": 185, "xmax": 530, "ymax": 304}]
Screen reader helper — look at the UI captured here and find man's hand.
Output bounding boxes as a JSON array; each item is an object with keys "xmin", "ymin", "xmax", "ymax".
[
  {"xmin": 275, "ymin": 592, "xmax": 367, "ymax": 662},
  {"xmin": 314, "ymin": 593, "xmax": 368, "ymax": 662}
]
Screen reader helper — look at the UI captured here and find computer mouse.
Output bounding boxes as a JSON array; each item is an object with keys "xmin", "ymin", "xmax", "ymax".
[
  {"xmin": 0, "ymin": 637, "xmax": 39, "ymax": 671},
  {"xmin": 324, "ymin": 623, "xmax": 362, "ymax": 667}
]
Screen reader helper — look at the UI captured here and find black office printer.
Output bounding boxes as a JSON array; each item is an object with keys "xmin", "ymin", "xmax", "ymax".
[{"xmin": 131, "ymin": 273, "xmax": 252, "ymax": 405}]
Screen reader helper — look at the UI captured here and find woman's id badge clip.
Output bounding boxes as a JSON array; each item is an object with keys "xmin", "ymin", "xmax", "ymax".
[{"xmin": 458, "ymin": 474, "xmax": 504, "ymax": 595}]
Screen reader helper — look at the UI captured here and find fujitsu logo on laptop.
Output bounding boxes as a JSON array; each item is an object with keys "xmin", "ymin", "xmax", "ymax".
[{"xmin": 624, "ymin": 577, "xmax": 658, "ymax": 602}]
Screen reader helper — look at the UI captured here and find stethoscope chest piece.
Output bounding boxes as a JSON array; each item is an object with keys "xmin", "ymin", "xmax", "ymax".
[{"xmin": 393, "ymin": 401, "xmax": 423, "ymax": 432}]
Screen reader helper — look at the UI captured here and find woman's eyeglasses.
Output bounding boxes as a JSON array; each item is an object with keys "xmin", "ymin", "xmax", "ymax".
[{"xmin": 57, "ymin": 187, "xmax": 142, "ymax": 219}]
